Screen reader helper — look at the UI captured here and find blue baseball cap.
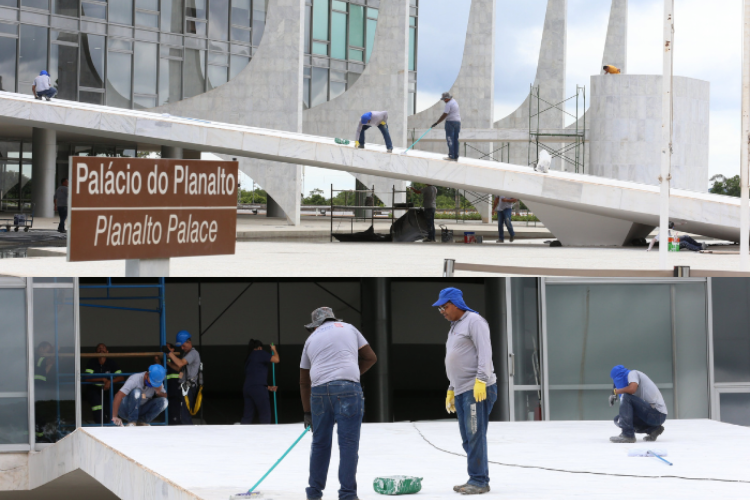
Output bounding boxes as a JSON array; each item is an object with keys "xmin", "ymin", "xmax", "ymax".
[
  {"xmin": 175, "ymin": 330, "xmax": 192, "ymax": 347},
  {"xmin": 432, "ymin": 287, "xmax": 477, "ymax": 313},
  {"xmin": 40, "ymin": 70, "xmax": 49, "ymax": 76},
  {"xmin": 361, "ymin": 112, "xmax": 373, "ymax": 124},
  {"xmin": 610, "ymin": 365, "xmax": 631, "ymax": 389},
  {"xmin": 148, "ymin": 364, "xmax": 166, "ymax": 386}
]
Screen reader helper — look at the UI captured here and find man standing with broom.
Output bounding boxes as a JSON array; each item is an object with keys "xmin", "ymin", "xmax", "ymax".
[
  {"xmin": 434, "ymin": 288, "xmax": 497, "ymax": 495},
  {"xmin": 299, "ymin": 307, "xmax": 378, "ymax": 500}
]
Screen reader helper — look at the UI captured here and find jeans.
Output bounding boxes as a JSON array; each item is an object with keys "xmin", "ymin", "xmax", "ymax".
[
  {"xmin": 359, "ymin": 123, "xmax": 393, "ymax": 150},
  {"xmin": 616, "ymin": 393, "xmax": 667, "ymax": 437},
  {"xmin": 307, "ymin": 381, "xmax": 364, "ymax": 500},
  {"xmin": 118, "ymin": 389, "xmax": 168, "ymax": 424},
  {"xmin": 242, "ymin": 385, "xmax": 272, "ymax": 424},
  {"xmin": 679, "ymin": 235, "xmax": 702, "ymax": 252},
  {"xmin": 57, "ymin": 206, "xmax": 67, "ymax": 232},
  {"xmin": 37, "ymin": 88, "xmax": 57, "ymax": 99},
  {"xmin": 424, "ymin": 208, "xmax": 436, "ymax": 241},
  {"xmin": 445, "ymin": 121, "xmax": 461, "ymax": 160},
  {"xmin": 455, "ymin": 384, "xmax": 497, "ymax": 488},
  {"xmin": 497, "ymin": 208, "xmax": 515, "ymax": 242}
]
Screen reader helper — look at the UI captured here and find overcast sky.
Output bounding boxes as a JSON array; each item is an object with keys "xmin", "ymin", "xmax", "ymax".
[{"xmin": 292, "ymin": 0, "xmax": 744, "ymax": 197}]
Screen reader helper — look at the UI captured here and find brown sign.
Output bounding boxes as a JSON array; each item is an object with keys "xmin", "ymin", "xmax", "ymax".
[{"xmin": 67, "ymin": 157, "xmax": 238, "ymax": 262}]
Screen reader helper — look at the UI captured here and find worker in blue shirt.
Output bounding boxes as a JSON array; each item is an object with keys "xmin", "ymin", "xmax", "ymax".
[{"xmin": 241, "ymin": 339, "xmax": 279, "ymax": 424}]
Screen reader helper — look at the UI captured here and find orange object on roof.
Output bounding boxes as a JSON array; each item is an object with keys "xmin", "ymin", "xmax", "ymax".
[{"xmin": 603, "ymin": 65, "xmax": 621, "ymax": 75}]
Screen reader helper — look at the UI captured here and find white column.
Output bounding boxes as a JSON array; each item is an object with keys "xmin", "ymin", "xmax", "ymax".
[
  {"xmin": 31, "ymin": 128, "xmax": 57, "ymax": 218},
  {"xmin": 741, "ymin": 0, "xmax": 750, "ymax": 270},
  {"xmin": 658, "ymin": 0, "xmax": 674, "ymax": 270}
]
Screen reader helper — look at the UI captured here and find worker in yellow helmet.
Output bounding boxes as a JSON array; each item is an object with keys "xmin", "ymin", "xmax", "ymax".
[{"xmin": 603, "ymin": 65, "xmax": 621, "ymax": 75}]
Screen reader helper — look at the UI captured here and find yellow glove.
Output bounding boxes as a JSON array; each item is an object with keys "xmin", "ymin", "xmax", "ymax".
[
  {"xmin": 355, "ymin": 141, "xmax": 360, "ymax": 148},
  {"xmin": 473, "ymin": 379, "xmax": 487, "ymax": 402},
  {"xmin": 445, "ymin": 390, "xmax": 456, "ymax": 413},
  {"xmin": 380, "ymin": 121, "xmax": 386, "ymax": 126}
]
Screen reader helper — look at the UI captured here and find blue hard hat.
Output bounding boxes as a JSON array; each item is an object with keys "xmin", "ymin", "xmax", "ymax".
[
  {"xmin": 610, "ymin": 365, "xmax": 631, "ymax": 389},
  {"xmin": 361, "ymin": 112, "xmax": 373, "ymax": 124},
  {"xmin": 148, "ymin": 364, "xmax": 166, "ymax": 386},
  {"xmin": 40, "ymin": 70, "xmax": 49, "ymax": 76},
  {"xmin": 175, "ymin": 330, "xmax": 192, "ymax": 347},
  {"xmin": 432, "ymin": 287, "xmax": 477, "ymax": 313}
]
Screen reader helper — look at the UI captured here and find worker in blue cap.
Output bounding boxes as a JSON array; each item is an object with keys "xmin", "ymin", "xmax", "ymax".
[
  {"xmin": 111, "ymin": 364, "xmax": 168, "ymax": 426},
  {"xmin": 354, "ymin": 111, "xmax": 393, "ymax": 152},
  {"xmin": 167, "ymin": 330, "xmax": 202, "ymax": 424},
  {"xmin": 32, "ymin": 70, "xmax": 57, "ymax": 101},
  {"xmin": 433, "ymin": 288, "xmax": 497, "ymax": 495},
  {"xmin": 609, "ymin": 365, "xmax": 668, "ymax": 443}
]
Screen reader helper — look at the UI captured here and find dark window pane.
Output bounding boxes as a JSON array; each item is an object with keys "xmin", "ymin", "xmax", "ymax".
[
  {"xmin": 80, "ymin": 34, "xmax": 105, "ymax": 88},
  {"xmin": 19, "ymin": 24, "xmax": 48, "ymax": 92},
  {"xmin": 185, "ymin": 0, "xmax": 206, "ymax": 19},
  {"xmin": 51, "ymin": 30, "xmax": 78, "ymax": 43},
  {"xmin": 108, "ymin": 38, "xmax": 133, "ymax": 51},
  {"xmin": 310, "ymin": 66, "xmax": 327, "ymax": 108},
  {"xmin": 209, "ymin": 0, "xmax": 228, "ymax": 40},
  {"xmin": 134, "ymin": 42, "xmax": 157, "ymax": 95},
  {"xmin": 161, "ymin": 0, "xmax": 183, "ymax": 33},
  {"xmin": 109, "ymin": 0, "xmax": 133, "ymax": 25},
  {"xmin": 21, "ymin": 0, "xmax": 48, "ymax": 10},
  {"xmin": 230, "ymin": 26, "xmax": 250, "ymax": 43},
  {"xmin": 106, "ymin": 51, "xmax": 132, "ymax": 108},
  {"xmin": 0, "ymin": 37, "xmax": 16, "ymax": 93},
  {"xmin": 0, "ymin": 0, "xmax": 18, "ymax": 7},
  {"xmin": 302, "ymin": 77, "xmax": 309, "ymax": 109},
  {"xmin": 133, "ymin": 95, "xmax": 155, "ymax": 109},
  {"xmin": 53, "ymin": 0, "xmax": 77, "ymax": 15},
  {"xmin": 81, "ymin": 1, "xmax": 106, "ymax": 19},
  {"xmin": 208, "ymin": 52, "xmax": 227, "ymax": 65},
  {"xmin": 186, "ymin": 20, "xmax": 207, "ymax": 36},
  {"xmin": 330, "ymin": 80, "xmax": 345, "ymax": 100},
  {"xmin": 136, "ymin": 0, "xmax": 157, "ymax": 10},
  {"xmin": 136, "ymin": 11, "xmax": 159, "ymax": 28},
  {"xmin": 207, "ymin": 64, "xmax": 226, "ymax": 90},
  {"xmin": 158, "ymin": 58, "xmax": 181, "ymax": 104},
  {"xmin": 229, "ymin": 54, "xmax": 248, "ymax": 80},
  {"xmin": 49, "ymin": 44, "xmax": 77, "ymax": 100},
  {"xmin": 252, "ymin": 0, "xmax": 266, "ymax": 46},
  {"xmin": 304, "ymin": 4, "xmax": 311, "ymax": 54},
  {"xmin": 0, "ymin": 22, "xmax": 16, "ymax": 35},
  {"xmin": 183, "ymin": 48, "xmax": 205, "ymax": 98},
  {"xmin": 231, "ymin": 0, "xmax": 250, "ymax": 27}
]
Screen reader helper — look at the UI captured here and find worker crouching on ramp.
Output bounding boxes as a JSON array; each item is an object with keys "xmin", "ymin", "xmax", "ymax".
[
  {"xmin": 609, "ymin": 365, "xmax": 667, "ymax": 443},
  {"xmin": 434, "ymin": 288, "xmax": 497, "ymax": 495},
  {"xmin": 111, "ymin": 364, "xmax": 168, "ymax": 426}
]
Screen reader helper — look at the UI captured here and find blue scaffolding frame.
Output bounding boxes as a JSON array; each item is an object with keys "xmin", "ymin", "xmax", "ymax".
[{"xmin": 79, "ymin": 278, "xmax": 168, "ymax": 427}]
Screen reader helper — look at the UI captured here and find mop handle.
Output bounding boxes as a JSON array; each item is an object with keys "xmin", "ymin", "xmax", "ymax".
[
  {"xmin": 647, "ymin": 450, "xmax": 673, "ymax": 466},
  {"xmin": 404, "ymin": 128, "xmax": 433, "ymax": 153},
  {"xmin": 247, "ymin": 426, "xmax": 311, "ymax": 493},
  {"xmin": 272, "ymin": 359, "xmax": 278, "ymax": 425}
]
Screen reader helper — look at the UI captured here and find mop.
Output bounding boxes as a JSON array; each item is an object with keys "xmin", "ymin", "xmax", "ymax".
[
  {"xmin": 628, "ymin": 448, "xmax": 673, "ymax": 466},
  {"xmin": 229, "ymin": 426, "xmax": 311, "ymax": 499},
  {"xmin": 401, "ymin": 128, "xmax": 433, "ymax": 155}
]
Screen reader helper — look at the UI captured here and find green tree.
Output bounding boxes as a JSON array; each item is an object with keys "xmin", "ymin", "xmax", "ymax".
[
  {"xmin": 240, "ymin": 188, "xmax": 267, "ymax": 204},
  {"xmin": 303, "ymin": 188, "xmax": 329, "ymax": 205},
  {"xmin": 709, "ymin": 175, "xmax": 740, "ymax": 197}
]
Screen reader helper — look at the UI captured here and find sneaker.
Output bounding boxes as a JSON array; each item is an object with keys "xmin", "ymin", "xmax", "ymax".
[
  {"xmin": 125, "ymin": 422, "xmax": 136, "ymax": 427},
  {"xmin": 459, "ymin": 484, "xmax": 490, "ymax": 495},
  {"xmin": 701, "ymin": 242, "xmax": 708, "ymax": 251},
  {"xmin": 453, "ymin": 484, "xmax": 469, "ymax": 492},
  {"xmin": 495, "ymin": 239, "xmax": 504, "ymax": 244},
  {"xmin": 644, "ymin": 425, "xmax": 664, "ymax": 442},
  {"xmin": 510, "ymin": 235, "xmax": 515, "ymax": 243},
  {"xmin": 45, "ymin": 96, "xmax": 52, "ymax": 101},
  {"xmin": 387, "ymin": 149, "xmax": 393, "ymax": 153},
  {"xmin": 609, "ymin": 434, "xmax": 636, "ymax": 443},
  {"xmin": 136, "ymin": 422, "xmax": 151, "ymax": 427}
]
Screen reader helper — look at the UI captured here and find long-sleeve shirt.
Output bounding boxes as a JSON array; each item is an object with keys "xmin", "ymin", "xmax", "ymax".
[
  {"xmin": 445, "ymin": 311, "xmax": 497, "ymax": 396},
  {"xmin": 354, "ymin": 111, "xmax": 388, "ymax": 141}
]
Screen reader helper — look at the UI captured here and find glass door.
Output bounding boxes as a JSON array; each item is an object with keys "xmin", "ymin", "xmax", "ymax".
[{"xmin": 507, "ymin": 278, "xmax": 543, "ymax": 421}]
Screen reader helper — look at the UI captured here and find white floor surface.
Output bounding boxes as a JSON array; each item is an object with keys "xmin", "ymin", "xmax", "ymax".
[{"xmin": 83, "ymin": 419, "xmax": 750, "ymax": 500}]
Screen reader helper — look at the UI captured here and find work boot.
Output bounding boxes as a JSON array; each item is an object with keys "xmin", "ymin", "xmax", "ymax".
[
  {"xmin": 387, "ymin": 149, "xmax": 393, "ymax": 153},
  {"xmin": 644, "ymin": 426, "xmax": 664, "ymax": 442},
  {"xmin": 610, "ymin": 434, "xmax": 636, "ymax": 443},
  {"xmin": 495, "ymin": 239, "xmax": 504, "ymax": 244},
  {"xmin": 510, "ymin": 235, "xmax": 515, "ymax": 242},
  {"xmin": 459, "ymin": 484, "xmax": 490, "ymax": 495},
  {"xmin": 453, "ymin": 484, "xmax": 469, "ymax": 492}
]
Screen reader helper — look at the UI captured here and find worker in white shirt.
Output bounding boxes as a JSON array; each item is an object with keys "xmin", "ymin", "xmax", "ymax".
[{"xmin": 32, "ymin": 71, "xmax": 57, "ymax": 101}]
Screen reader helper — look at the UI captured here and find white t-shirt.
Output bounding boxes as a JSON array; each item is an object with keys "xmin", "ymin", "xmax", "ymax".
[
  {"xmin": 444, "ymin": 99, "xmax": 461, "ymax": 122},
  {"xmin": 33, "ymin": 75, "xmax": 51, "ymax": 92},
  {"xmin": 119, "ymin": 372, "xmax": 165, "ymax": 403},
  {"xmin": 300, "ymin": 321, "xmax": 369, "ymax": 387},
  {"xmin": 627, "ymin": 370, "xmax": 668, "ymax": 415}
]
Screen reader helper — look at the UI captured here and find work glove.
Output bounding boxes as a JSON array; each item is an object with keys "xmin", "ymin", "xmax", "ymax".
[
  {"xmin": 473, "ymin": 379, "xmax": 487, "ymax": 402},
  {"xmin": 304, "ymin": 412, "xmax": 313, "ymax": 431},
  {"xmin": 609, "ymin": 388, "xmax": 618, "ymax": 407},
  {"xmin": 354, "ymin": 141, "xmax": 360, "ymax": 148},
  {"xmin": 430, "ymin": 122, "xmax": 438, "ymax": 129},
  {"xmin": 445, "ymin": 390, "xmax": 456, "ymax": 414},
  {"xmin": 380, "ymin": 121, "xmax": 386, "ymax": 126},
  {"xmin": 112, "ymin": 417, "xmax": 123, "ymax": 427}
]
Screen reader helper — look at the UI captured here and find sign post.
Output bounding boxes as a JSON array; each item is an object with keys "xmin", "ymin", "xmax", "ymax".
[{"xmin": 68, "ymin": 157, "xmax": 239, "ymax": 276}]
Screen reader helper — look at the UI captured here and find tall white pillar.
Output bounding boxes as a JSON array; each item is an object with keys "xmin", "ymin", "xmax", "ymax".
[
  {"xmin": 31, "ymin": 128, "xmax": 57, "ymax": 218},
  {"xmin": 741, "ymin": 0, "xmax": 750, "ymax": 270},
  {"xmin": 658, "ymin": 0, "xmax": 674, "ymax": 270}
]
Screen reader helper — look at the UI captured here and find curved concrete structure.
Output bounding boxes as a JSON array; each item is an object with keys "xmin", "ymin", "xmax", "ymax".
[
  {"xmin": 0, "ymin": 92, "xmax": 744, "ymax": 246},
  {"xmin": 303, "ymin": 0, "xmax": 409, "ymax": 205},
  {"xmin": 602, "ymin": 0, "xmax": 628, "ymax": 74},
  {"xmin": 154, "ymin": 0, "xmax": 305, "ymax": 225}
]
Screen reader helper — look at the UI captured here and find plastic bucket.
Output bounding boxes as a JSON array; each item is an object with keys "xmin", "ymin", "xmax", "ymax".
[{"xmin": 464, "ymin": 232, "xmax": 476, "ymax": 244}]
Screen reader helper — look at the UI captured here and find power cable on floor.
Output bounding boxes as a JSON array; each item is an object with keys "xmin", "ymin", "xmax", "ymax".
[{"xmin": 411, "ymin": 422, "xmax": 750, "ymax": 484}]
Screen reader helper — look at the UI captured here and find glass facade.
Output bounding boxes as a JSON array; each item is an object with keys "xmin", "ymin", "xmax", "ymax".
[
  {"xmin": 304, "ymin": 0, "xmax": 418, "ymax": 114},
  {"xmin": 0, "ymin": 288, "xmax": 28, "ymax": 445},
  {"xmin": 0, "ymin": 141, "xmax": 32, "ymax": 211}
]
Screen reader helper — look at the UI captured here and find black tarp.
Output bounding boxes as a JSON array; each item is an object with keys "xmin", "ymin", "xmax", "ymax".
[{"xmin": 332, "ymin": 209, "xmax": 428, "ymax": 243}]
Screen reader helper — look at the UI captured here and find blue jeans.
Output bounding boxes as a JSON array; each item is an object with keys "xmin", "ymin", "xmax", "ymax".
[
  {"xmin": 359, "ymin": 124, "xmax": 393, "ymax": 150},
  {"xmin": 242, "ymin": 385, "xmax": 272, "ymax": 424},
  {"xmin": 425, "ymin": 208, "xmax": 436, "ymax": 241},
  {"xmin": 307, "ymin": 381, "xmax": 364, "ymax": 500},
  {"xmin": 118, "ymin": 389, "xmax": 168, "ymax": 424},
  {"xmin": 679, "ymin": 235, "xmax": 701, "ymax": 252},
  {"xmin": 445, "ymin": 121, "xmax": 461, "ymax": 160},
  {"xmin": 497, "ymin": 208, "xmax": 514, "ymax": 242},
  {"xmin": 57, "ymin": 206, "xmax": 67, "ymax": 232},
  {"xmin": 37, "ymin": 88, "xmax": 57, "ymax": 99},
  {"xmin": 455, "ymin": 384, "xmax": 497, "ymax": 488},
  {"xmin": 616, "ymin": 394, "xmax": 667, "ymax": 438}
]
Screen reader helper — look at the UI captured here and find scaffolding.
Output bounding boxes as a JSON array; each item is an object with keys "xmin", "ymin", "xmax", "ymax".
[
  {"xmin": 528, "ymin": 85, "xmax": 586, "ymax": 174},
  {"xmin": 78, "ymin": 278, "xmax": 168, "ymax": 427},
  {"xmin": 329, "ymin": 184, "xmax": 411, "ymax": 241},
  {"xmin": 463, "ymin": 142, "xmax": 511, "ymax": 163}
]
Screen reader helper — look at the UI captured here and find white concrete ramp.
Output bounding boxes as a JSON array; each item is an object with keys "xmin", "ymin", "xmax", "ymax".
[
  {"xmin": 0, "ymin": 91, "xmax": 744, "ymax": 245},
  {"xmin": 21, "ymin": 420, "xmax": 750, "ymax": 500}
]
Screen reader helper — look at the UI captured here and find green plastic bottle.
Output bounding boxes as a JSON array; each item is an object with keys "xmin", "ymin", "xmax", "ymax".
[
  {"xmin": 373, "ymin": 476, "xmax": 423, "ymax": 495},
  {"xmin": 335, "ymin": 138, "xmax": 350, "ymax": 145}
]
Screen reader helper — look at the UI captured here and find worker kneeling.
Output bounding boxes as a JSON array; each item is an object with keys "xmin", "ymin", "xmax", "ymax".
[
  {"xmin": 111, "ymin": 364, "xmax": 169, "ymax": 427},
  {"xmin": 609, "ymin": 365, "xmax": 667, "ymax": 443}
]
